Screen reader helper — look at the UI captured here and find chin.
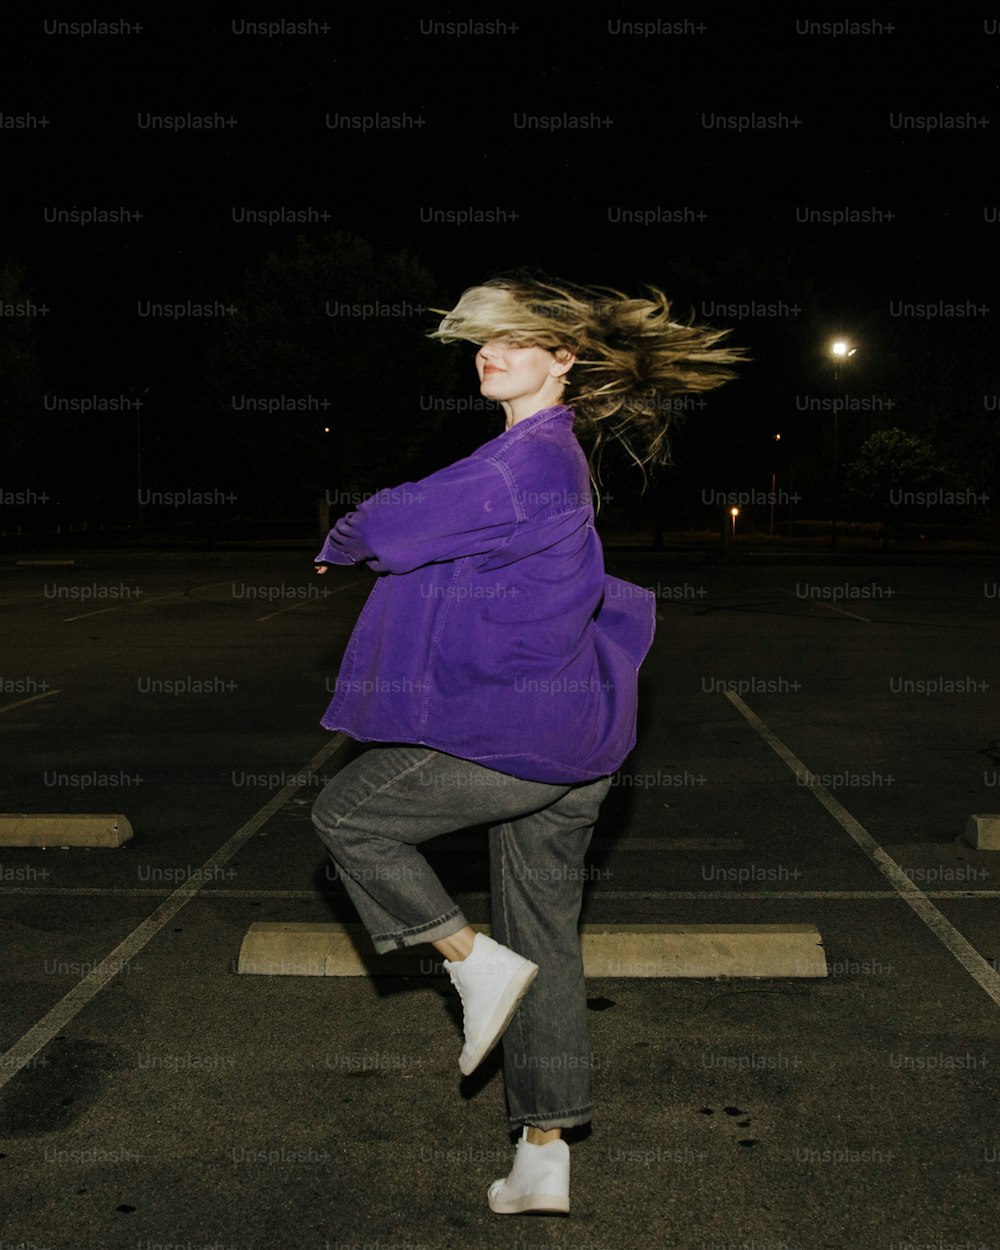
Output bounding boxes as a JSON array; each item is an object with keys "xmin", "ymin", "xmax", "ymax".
[{"xmin": 479, "ymin": 380, "xmax": 510, "ymax": 400}]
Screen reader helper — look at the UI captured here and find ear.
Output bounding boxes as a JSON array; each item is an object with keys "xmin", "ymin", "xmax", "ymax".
[{"xmin": 551, "ymin": 347, "xmax": 576, "ymax": 379}]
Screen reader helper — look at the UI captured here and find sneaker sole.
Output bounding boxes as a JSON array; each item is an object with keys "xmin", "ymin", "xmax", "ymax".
[
  {"xmin": 459, "ymin": 960, "xmax": 539, "ymax": 1076},
  {"xmin": 488, "ymin": 1190, "xmax": 570, "ymax": 1215}
]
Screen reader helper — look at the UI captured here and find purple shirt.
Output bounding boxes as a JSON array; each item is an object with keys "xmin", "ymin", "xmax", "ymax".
[{"xmin": 314, "ymin": 404, "xmax": 656, "ymax": 783}]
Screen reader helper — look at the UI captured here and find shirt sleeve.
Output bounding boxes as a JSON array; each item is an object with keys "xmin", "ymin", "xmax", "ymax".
[
  {"xmin": 314, "ymin": 454, "xmax": 522, "ymax": 575},
  {"xmin": 314, "ymin": 511, "xmax": 374, "ymax": 566}
]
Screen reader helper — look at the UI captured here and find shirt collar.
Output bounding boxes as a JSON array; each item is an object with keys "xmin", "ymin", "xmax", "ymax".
[{"xmin": 497, "ymin": 404, "xmax": 574, "ymax": 440}]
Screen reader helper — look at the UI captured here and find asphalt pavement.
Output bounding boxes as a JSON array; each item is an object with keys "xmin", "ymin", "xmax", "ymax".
[{"xmin": 2, "ymin": 544, "xmax": 999, "ymax": 1250}]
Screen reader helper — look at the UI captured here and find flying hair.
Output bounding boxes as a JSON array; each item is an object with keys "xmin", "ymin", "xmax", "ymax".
[{"xmin": 428, "ymin": 273, "xmax": 749, "ymax": 508}]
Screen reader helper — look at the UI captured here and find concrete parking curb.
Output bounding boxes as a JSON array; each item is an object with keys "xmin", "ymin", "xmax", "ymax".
[
  {"xmin": 962, "ymin": 813, "xmax": 1000, "ymax": 850},
  {"xmin": 0, "ymin": 813, "xmax": 134, "ymax": 847},
  {"xmin": 237, "ymin": 921, "xmax": 827, "ymax": 978}
]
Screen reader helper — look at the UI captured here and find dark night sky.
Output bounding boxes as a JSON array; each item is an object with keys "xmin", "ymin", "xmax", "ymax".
[{"xmin": 2, "ymin": 12, "xmax": 997, "ymax": 521}]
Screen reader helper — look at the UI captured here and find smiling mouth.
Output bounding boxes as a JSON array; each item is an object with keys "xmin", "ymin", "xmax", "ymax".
[{"xmin": 482, "ymin": 366, "xmax": 503, "ymax": 375}]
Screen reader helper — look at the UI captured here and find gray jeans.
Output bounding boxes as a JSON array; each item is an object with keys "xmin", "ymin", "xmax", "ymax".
[{"xmin": 310, "ymin": 743, "xmax": 612, "ymax": 1131}]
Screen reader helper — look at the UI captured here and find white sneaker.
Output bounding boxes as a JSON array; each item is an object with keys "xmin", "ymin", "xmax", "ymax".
[
  {"xmin": 442, "ymin": 933, "xmax": 538, "ymax": 1076},
  {"xmin": 487, "ymin": 1126, "xmax": 570, "ymax": 1215}
]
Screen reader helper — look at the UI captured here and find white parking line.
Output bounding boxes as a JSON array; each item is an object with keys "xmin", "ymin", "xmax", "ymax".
[
  {"xmin": 0, "ymin": 733, "xmax": 350, "ymax": 1093},
  {"xmin": 63, "ymin": 590, "xmax": 188, "ymax": 622},
  {"xmin": 776, "ymin": 587, "xmax": 870, "ymax": 622},
  {"xmin": 811, "ymin": 600, "xmax": 870, "ymax": 623},
  {"xmin": 0, "ymin": 689, "xmax": 61, "ymax": 715},
  {"xmin": 63, "ymin": 581, "xmax": 236, "ymax": 622},
  {"xmin": 50, "ymin": 575, "xmax": 368, "ymax": 623},
  {"xmin": 257, "ymin": 576, "xmax": 371, "ymax": 621},
  {"xmin": 726, "ymin": 690, "xmax": 1000, "ymax": 1009}
]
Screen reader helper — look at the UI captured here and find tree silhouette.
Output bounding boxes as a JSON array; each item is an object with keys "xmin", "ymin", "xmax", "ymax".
[
  {"xmin": 204, "ymin": 231, "xmax": 458, "ymax": 513},
  {"xmin": 845, "ymin": 427, "xmax": 944, "ymax": 548}
]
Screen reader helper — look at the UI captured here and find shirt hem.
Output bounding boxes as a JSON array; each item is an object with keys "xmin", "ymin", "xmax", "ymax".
[{"xmin": 318, "ymin": 723, "xmax": 620, "ymax": 784}]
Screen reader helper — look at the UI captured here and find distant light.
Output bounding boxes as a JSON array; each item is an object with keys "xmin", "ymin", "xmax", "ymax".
[
  {"xmin": 832, "ymin": 341, "xmax": 848, "ymax": 356},
  {"xmin": 730, "ymin": 506, "xmax": 739, "ymax": 517},
  {"xmin": 323, "ymin": 426, "xmax": 331, "ymax": 433}
]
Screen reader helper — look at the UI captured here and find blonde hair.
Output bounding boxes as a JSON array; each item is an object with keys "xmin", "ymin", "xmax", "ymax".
[{"xmin": 429, "ymin": 274, "xmax": 748, "ymax": 508}]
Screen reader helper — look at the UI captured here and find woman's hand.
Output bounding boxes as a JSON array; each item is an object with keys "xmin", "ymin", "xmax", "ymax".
[{"xmin": 314, "ymin": 564, "xmax": 328, "ymax": 574}]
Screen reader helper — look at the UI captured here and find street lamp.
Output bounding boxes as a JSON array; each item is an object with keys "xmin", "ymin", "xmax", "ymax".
[
  {"xmin": 730, "ymin": 506, "xmax": 739, "ymax": 539},
  {"xmin": 769, "ymin": 432, "xmax": 781, "ymax": 537},
  {"xmin": 831, "ymin": 339, "xmax": 856, "ymax": 378},
  {"xmin": 829, "ymin": 339, "xmax": 857, "ymax": 550}
]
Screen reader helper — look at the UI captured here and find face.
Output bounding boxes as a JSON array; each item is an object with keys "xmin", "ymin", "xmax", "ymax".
[{"xmin": 476, "ymin": 338, "xmax": 573, "ymax": 404}]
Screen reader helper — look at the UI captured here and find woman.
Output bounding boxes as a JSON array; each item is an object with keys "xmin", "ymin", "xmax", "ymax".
[{"xmin": 310, "ymin": 273, "xmax": 744, "ymax": 1215}]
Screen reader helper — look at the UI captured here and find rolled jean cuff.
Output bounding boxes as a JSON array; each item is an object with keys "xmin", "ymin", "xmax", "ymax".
[
  {"xmin": 513, "ymin": 1104, "xmax": 592, "ymax": 1131},
  {"xmin": 370, "ymin": 903, "xmax": 467, "ymax": 954}
]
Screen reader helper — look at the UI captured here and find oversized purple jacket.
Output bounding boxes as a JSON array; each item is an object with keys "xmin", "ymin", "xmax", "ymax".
[{"xmin": 313, "ymin": 404, "xmax": 656, "ymax": 783}]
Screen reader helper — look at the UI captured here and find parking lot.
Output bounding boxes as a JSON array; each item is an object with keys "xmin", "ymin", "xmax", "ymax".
[{"xmin": 2, "ymin": 545, "xmax": 999, "ymax": 1250}]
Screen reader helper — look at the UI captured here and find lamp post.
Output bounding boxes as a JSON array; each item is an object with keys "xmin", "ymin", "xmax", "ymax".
[
  {"xmin": 769, "ymin": 432, "xmax": 781, "ymax": 537},
  {"xmin": 730, "ymin": 506, "xmax": 739, "ymax": 540},
  {"xmin": 829, "ymin": 340, "xmax": 856, "ymax": 551}
]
